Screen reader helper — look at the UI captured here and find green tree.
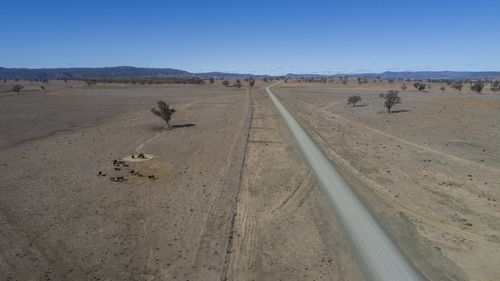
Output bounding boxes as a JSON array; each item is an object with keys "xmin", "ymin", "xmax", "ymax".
[
  {"xmin": 384, "ymin": 90, "xmax": 401, "ymax": 113},
  {"xmin": 151, "ymin": 101, "xmax": 176, "ymax": 128}
]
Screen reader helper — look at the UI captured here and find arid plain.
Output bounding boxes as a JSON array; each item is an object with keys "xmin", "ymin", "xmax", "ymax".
[{"xmin": 0, "ymin": 79, "xmax": 499, "ymax": 281}]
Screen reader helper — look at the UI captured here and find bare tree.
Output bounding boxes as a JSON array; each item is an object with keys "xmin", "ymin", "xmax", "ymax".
[
  {"xmin": 347, "ymin": 95, "xmax": 362, "ymax": 107},
  {"xmin": 151, "ymin": 100, "xmax": 176, "ymax": 128},
  {"xmin": 249, "ymin": 79, "xmax": 255, "ymax": 88},
  {"xmin": 383, "ymin": 90, "xmax": 401, "ymax": 113},
  {"xmin": 12, "ymin": 84, "xmax": 23, "ymax": 94}
]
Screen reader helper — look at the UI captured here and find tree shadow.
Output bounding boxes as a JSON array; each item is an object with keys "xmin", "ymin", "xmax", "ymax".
[
  {"xmin": 172, "ymin": 123, "xmax": 196, "ymax": 128},
  {"xmin": 390, "ymin": 109, "xmax": 411, "ymax": 113},
  {"xmin": 151, "ymin": 123, "xmax": 196, "ymax": 131}
]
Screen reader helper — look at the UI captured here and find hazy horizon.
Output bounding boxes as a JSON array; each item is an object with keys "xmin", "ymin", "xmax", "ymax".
[{"xmin": 2, "ymin": 0, "xmax": 500, "ymax": 75}]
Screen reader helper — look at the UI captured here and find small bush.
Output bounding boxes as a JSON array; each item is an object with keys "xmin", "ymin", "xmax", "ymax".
[
  {"xmin": 471, "ymin": 81, "xmax": 485, "ymax": 95},
  {"xmin": 347, "ymin": 95, "xmax": 362, "ymax": 107},
  {"xmin": 413, "ymin": 82, "xmax": 426, "ymax": 91},
  {"xmin": 12, "ymin": 84, "xmax": 23, "ymax": 94},
  {"xmin": 451, "ymin": 82, "xmax": 464, "ymax": 91}
]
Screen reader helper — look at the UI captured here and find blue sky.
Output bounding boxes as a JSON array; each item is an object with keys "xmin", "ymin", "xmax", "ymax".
[{"xmin": 1, "ymin": 0, "xmax": 499, "ymax": 75}]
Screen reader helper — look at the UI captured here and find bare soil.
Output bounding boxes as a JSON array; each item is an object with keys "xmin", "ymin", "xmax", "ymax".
[
  {"xmin": 272, "ymin": 81, "xmax": 500, "ymax": 281},
  {"xmin": 0, "ymin": 81, "xmax": 251, "ymax": 280},
  {"xmin": 1, "ymin": 79, "xmax": 498, "ymax": 281}
]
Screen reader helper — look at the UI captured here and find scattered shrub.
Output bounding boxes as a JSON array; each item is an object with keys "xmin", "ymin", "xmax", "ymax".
[
  {"xmin": 471, "ymin": 81, "xmax": 485, "ymax": 95},
  {"xmin": 12, "ymin": 84, "xmax": 23, "ymax": 94},
  {"xmin": 347, "ymin": 95, "xmax": 362, "ymax": 107}
]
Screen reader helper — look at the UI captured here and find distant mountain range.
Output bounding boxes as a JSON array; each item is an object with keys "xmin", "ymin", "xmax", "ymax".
[
  {"xmin": 1, "ymin": 66, "xmax": 499, "ymax": 80},
  {"xmin": 286, "ymin": 71, "xmax": 500, "ymax": 80},
  {"xmin": 0, "ymin": 66, "xmax": 257, "ymax": 80}
]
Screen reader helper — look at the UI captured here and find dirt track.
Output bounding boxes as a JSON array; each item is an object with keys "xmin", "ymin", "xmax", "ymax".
[
  {"xmin": 226, "ymin": 85, "xmax": 362, "ymax": 281},
  {"xmin": 272, "ymin": 81, "xmax": 500, "ymax": 281},
  {"xmin": 1, "ymin": 80, "xmax": 498, "ymax": 280}
]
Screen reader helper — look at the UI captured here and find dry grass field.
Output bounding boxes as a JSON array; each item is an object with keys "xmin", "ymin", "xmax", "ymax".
[
  {"xmin": 0, "ymin": 79, "xmax": 499, "ymax": 280},
  {"xmin": 273, "ymin": 80, "xmax": 500, "ymax": 281},
  {"xmin": 0, "ymin": 81, "xmax": 251, "ymax": 280}
]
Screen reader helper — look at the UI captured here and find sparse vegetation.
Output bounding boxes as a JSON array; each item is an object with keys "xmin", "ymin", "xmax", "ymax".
[
  {"xmin": 249, "ymin": 78, "xmax": 255, "ymax": 88},
  {"xmin": 491, "ymin": 80, "xmax": 500, "ymax": 92},
  {"xmin": 80, "ymin": 77, "xmax": 205, "ymax": 86},
  {"xmin": 413, "ymin": 82, "xmax": 426, "ymax": 91},
  {"xmin": 209, "ymin": 77, "xmax": 215, "ymax": 84},
  {"xmin": 400, "ymin": 84, "xmax": 407, "ymax": 91},
  {"xmin": 222, "ymin": 80, "xmax": 230, "ymax": 86},
  {"xmin": 234, "ymin": 79, "xmax": 242, "ymax": 89},
  {"xmin": 150, "ymin": 100, "xmax": 176, "ymax": 128},
  {"xmin": 471, "ymin": 81, "xmax": 485, "ymax": 95},
  {"xmin": 12, "ymin": 84, "xmax": 23, "ymax": 94},
  {"xmin": 347, "ymin": 95, "xmax": 362, "ymax": 107},
  {"xmin": 440, "ymin": 86, "xmax": 446, "ymax": 91},
  {"xmin": 40, "ymin": 86, "xmax": 45, "ymax": 92},
  {"xmin": 451, "ymin": 81, "xmax": 464, "ymax": 91},
  {"xmin": 383, "ymin": 90, "xmax": 401, "ymax": 113}
]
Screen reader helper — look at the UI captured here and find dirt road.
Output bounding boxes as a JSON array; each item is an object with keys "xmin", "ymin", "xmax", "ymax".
[
  {"xmin": 272, "ymin": 81, "xmax": 500, "ymax": 281},
  {"xmin": 266, "ymin": 83, "xmax": 427, "ymax": 281}
]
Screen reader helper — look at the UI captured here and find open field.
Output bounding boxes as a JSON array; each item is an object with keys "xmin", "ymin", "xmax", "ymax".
[
  {"xmin": 0, "ymin": 79, "xmax": 499, "ymax": 280},
  {"xmin": 273, "ymin": 81, "xmax": 500, "ymax": 281},
  {"xmin": 0, "ymin": 81, "xmax": 252, "ymax": 280}
]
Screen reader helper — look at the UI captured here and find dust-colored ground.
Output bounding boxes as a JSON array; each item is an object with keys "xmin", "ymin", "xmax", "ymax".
[
  {"xmin": 273, "ymin": 81, "xmax": 500, "ymax": 281},
  {"xmin": 0, "ymin": 81, "xmax": 252, "ymax": 280},
  {"xmin": 1, "ymin": 79, "xmax": 498, "ymax": 281},
  {"xmin": 225, "ymin": 87, "xmax": 363, "ymax": 281}
]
